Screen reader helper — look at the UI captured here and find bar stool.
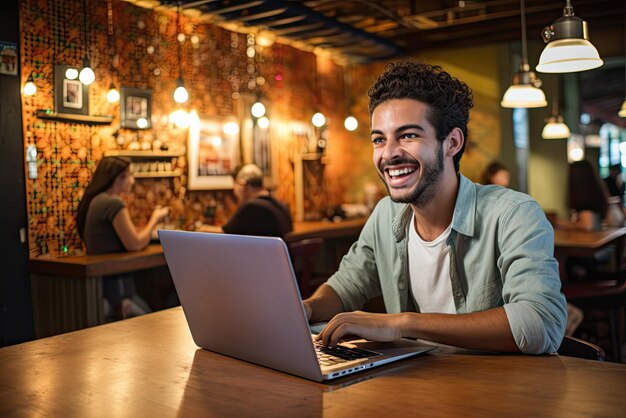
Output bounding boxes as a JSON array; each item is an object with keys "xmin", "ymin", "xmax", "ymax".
[
  {"xmin": 562, "ymin": 270, "xmax": 626, "ymax": 362},
  {"xmin": 288, "ymin": 238, "xmax": 326, "ymax": 299}
]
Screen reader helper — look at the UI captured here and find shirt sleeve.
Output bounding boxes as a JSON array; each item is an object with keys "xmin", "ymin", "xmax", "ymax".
[
  {"xmin": 498, "ymin": 200, "xmax": 567, "ymax": 354},
  {"xmin": 325, "ymin": 207, "xmax": 384, "ymax": 311},
  {"xmin": 102, "ymin": 195, "xmax": 125, "ymax": 221}
]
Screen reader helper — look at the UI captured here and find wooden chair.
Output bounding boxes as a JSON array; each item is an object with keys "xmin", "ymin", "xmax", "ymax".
[
  {"xmin": 288, "ymin": 238, "xmax": 325, "ymax": 299},
  {"xmin": 557, "ymin": 335, "xmax": 605, "ymax": 361},
  {"xmin": 561, "ymin": 270, "xmax": 626, "ymax": 363}
]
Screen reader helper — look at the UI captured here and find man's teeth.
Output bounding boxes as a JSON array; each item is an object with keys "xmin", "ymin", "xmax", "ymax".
[{"xmin": 388, "ymin": 167, "xmax": 415, "ymax": 177}]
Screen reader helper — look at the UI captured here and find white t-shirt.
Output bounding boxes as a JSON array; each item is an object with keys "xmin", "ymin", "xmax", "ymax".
[{"xmin": 408, "ymin": 215, "xmax": 456, "ymax": 314}]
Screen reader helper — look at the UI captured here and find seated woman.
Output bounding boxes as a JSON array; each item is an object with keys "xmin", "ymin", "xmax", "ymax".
[
  {"xmin": 558, "ymin": 160, "xmax": 615, "ymax": 281},
  {"xmin": 558, "ymin": 159, "xmax": 609, "ymax": 231},
  {"xmin": 76, "ymin": 156, "xmax": 169, "ymax": 320}
]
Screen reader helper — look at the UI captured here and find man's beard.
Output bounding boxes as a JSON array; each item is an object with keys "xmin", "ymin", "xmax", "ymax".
[{"xmin": 378, "ymin": 142, "xmax": 445, "ymax": 207}]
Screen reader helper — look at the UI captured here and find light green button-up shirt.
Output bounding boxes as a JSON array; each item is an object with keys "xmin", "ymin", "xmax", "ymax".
[{"xmin": 326, "ymin": 174, "xmax": 567, "ymax": 354}]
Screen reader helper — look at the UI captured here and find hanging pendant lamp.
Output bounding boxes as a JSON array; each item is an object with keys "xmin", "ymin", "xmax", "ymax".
[
  {"xmin": 536, "ymin": 0, "xmax": 603, "ymax": 73},
  {"xmin": 501, "ymin": 0, "xmax": 547, "ymax": 108}
]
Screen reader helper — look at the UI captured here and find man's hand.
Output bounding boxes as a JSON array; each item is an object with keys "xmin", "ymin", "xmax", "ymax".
[{"xmin": 316, "ymin": 311, "xmax": 403, "ymax": 347}]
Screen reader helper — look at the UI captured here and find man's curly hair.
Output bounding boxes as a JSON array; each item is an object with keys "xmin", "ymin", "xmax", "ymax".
[{"xmin": 368, "ymin": 61, "xmax": 474, "ymax": 172}]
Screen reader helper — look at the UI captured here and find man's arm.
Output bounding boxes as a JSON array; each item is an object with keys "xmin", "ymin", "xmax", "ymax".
[
  {"xmin": 303, "ymin": 284, "xmax": 344, "ymax": 323},
  {"xmin": 316, "ymin": 307, "xmax": 520, "ymax": 352}
]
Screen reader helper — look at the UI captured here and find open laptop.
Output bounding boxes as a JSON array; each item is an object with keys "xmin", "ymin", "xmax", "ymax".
[{"xmin": 159, "ymin": 230, "xmax": 434, "ymax": 382}]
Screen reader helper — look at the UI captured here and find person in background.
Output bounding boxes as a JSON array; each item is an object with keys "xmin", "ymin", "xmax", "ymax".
[
  {"xmin": 603, "ymin": 163, "xmax": 626, "ymax": 218},
  {"xmin": 199, "ymin": 164, "xmax": 293, "ymax": 238},
  {"xmin": 76, "ymin": 156, "xmax": 169, "ymax": 320},
  {"xmin": 481, "ymin": 161, "xmax": 510, "ymax": 187},
  {"xmin": 558, "ymin": 159, "xmax": 609, "ymax": 232},
  {"xmin": 558, "ymin": 159, "xmax": 618, "ymax": 283},
  {"xmin": 305, "ymin": 61, "xmax": 566, "ymax": 354}
]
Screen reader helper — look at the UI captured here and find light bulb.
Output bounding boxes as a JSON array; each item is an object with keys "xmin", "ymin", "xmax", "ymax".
[
  {"xmin": 65, "ymin": 67, "xmax": 78, "ymax": 80},
  {"xmin": 170, "ymin": 109, "xmax": 190, "ymax": 128},
  {"xmin": 257, "ymin": 116, "xmax": 270, "ymax": 129},
  {"xmin": 173, "ymin": 78, "xmax": 188, "ymax": 103},
  {"xmin": 79, "ymin": 57, "xmax": 95, "ymax": 85},
  {"xmin": 223, "ymin": 121, "xmax": 240, "ymax": 136},
  {"xmin": 106, "ymin": 84, "xmax": 120, "ymax": 103},
  {"xmin": 136, "ymin": 118, "xmax": 148, "ymax": 129},
  {"xmin": 23, "ymin": 76, "xmax": 36, "ymax": 96},
  {"xmin": 251, "ymin": 101, "xmax": 266, "ymax": 118},
  {"xmin": 312, "ymin": 112, "xmax": 326, "ymax": 128},
  {"xmin": 344, "ymin": 116, "xmax": 358, "ymax": 131}
]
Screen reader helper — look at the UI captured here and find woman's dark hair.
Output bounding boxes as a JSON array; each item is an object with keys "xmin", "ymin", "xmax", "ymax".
[
  {"xmin": 76, "ymin": 156, "xmax": 131, "ymax": 239},
  {"xmin": 481, "ymin": 161, "xmax": 509, "ymax": 185},
  {"xmin": 367, "ymin": 61, "xmax": 474, "ymax": 172},
  {"xmin": 568, "ymin": 159, "xmax": 609, "ymax": 215}
]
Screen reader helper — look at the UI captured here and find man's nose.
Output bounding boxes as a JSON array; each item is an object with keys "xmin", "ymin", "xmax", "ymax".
[{"xmin": 382, "ymin": 139, "xmax": 402, "ymax": 161}]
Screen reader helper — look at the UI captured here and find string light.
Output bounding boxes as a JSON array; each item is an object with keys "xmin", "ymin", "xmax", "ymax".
[
  {"xmin": 23, "ymin": 73, "xmax": 37, "ymax": 96},
  {"xmin": 78, "ymin": 0, "xmax": 95, "ymax": 85},
  {"xmin": 172, "ymin": 2, "xmax": 188, "ymax": 104}
]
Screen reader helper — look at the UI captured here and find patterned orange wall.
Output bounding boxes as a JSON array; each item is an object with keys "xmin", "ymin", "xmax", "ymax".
[{"xmin": 19, "ymin": 0, "xmax": 373, "ymax": 257}]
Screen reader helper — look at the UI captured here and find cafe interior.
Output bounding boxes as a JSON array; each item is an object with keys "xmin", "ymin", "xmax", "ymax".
[{"xmin": 1, "ymin": 0, "xmax": 626, "ymax": 414}]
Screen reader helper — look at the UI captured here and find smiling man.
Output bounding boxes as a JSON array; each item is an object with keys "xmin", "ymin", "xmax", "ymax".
[{"xmin": 304, "ymin": 62, "xmax": 567, "ymax": 354}]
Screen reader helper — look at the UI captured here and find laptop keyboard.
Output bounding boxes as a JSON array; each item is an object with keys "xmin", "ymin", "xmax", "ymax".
[{"xmin": 314, "ymin": 341, "xmax": 381, "ymax": 366}]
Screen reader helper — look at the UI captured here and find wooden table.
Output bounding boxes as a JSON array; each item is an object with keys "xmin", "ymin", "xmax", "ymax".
[
  {"xmin": 553, "ymin": 226, "xmax": 626, "ymax": 280},
  {"xmin": 1, "ymin": 307, "xmax": 625, "ymax": 418}
]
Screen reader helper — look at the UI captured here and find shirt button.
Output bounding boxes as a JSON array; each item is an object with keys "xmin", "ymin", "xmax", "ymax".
[{"xmin": 398, "ymin": 281, "xmax": 405, "ymax": 290}]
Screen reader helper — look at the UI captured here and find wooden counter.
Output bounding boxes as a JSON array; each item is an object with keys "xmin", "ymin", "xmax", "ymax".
[
  {"xmin": 287, "ymin": 218, "xmax": 366, "ymax": 242},
  {"xmin": 30, "ymin": 243, "xmax": 166, "ymax": 277},
  {"xmin": 28, "ymin": 220, "xmax": 367, "ymax": 339},
  {"xmin": 2, "ymin": 307, "xmax": 626, "ymax": 418}
]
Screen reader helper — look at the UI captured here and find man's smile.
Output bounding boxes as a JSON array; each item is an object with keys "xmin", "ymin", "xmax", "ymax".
[{"xmin": 383, "ymin": 163, "xmax": 419, "ymax": 188}]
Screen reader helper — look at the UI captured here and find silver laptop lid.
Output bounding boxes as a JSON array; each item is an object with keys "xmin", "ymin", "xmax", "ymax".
[{"xmin": 159, "ymin": 230, "xmax": 323, "ymax": 381}]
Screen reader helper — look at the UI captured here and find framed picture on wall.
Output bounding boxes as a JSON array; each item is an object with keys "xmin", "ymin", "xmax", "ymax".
[
  {"xmin": 63, "ymin": 79, "xmax": 82, "ymax": 109},
  {"xmin": 187, "ymin": 112, "xmax": 241, "ymax": 190},
  {"xmin": 54, "ymin": 64, "xmax": 89, "ymax": 115},
  {"xmin": 120, "ymin": 87, "xmax": 152, "ymax": 129}
]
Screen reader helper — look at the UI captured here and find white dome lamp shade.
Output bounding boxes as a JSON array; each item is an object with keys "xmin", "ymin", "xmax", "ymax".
[
  {"xmin": 501, "ymin": 0, "xmax": 547, "ymax": 108},
  {"xmin": 619, "ymin": 100, "xmax": 626, "ymax": 118},
  {"xmin": 542, "ymin": 115, "xmax": 571, "ymax": 139},
  {"xmin": 501, "ymin": 65, "xmax": 547, "ymax": 108},
  {"xmin": 536, "ymin": 1, "xmax": 603, "ymax": 73}
]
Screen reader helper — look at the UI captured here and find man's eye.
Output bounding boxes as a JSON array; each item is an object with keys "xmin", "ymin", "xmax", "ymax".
[
  {"xmin": 400, "ymin": 133, "xmax": 418, "ymax": 139},
  {"xmin": 371, "ymin": 137, "xmax": 385, "ymax": 144}
]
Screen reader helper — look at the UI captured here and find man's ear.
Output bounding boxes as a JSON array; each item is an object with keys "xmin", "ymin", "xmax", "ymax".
[{"xmin": 445, "ymin": 127, "xmax": 464, "ymax": 158}]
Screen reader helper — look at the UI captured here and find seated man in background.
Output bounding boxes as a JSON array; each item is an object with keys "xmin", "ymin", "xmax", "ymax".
[
  {"xmin": 200, "ymin": 164, "xmax": 293, "ymax": 238},
  {"xmin": 305, "ymin": 61, "xmax": 567, "ymax": 355}
]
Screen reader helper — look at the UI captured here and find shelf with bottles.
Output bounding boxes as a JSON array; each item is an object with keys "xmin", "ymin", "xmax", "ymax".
[
  {"xmin": 104, "ymin": 150, "xmax": 184, "ymax": 159},
  {"xmin": 104, "ymin": 149, "xmax": 185, "ymax": 178}
]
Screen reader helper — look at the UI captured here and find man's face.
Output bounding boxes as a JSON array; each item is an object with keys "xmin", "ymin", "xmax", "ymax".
[
  {"xmin": 233, "ymin": 179, "xmax": 247, "ymax": 204},
  {"xmin": 371, "ymin": 99, "xmax": 445, "ymax": 207}
]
